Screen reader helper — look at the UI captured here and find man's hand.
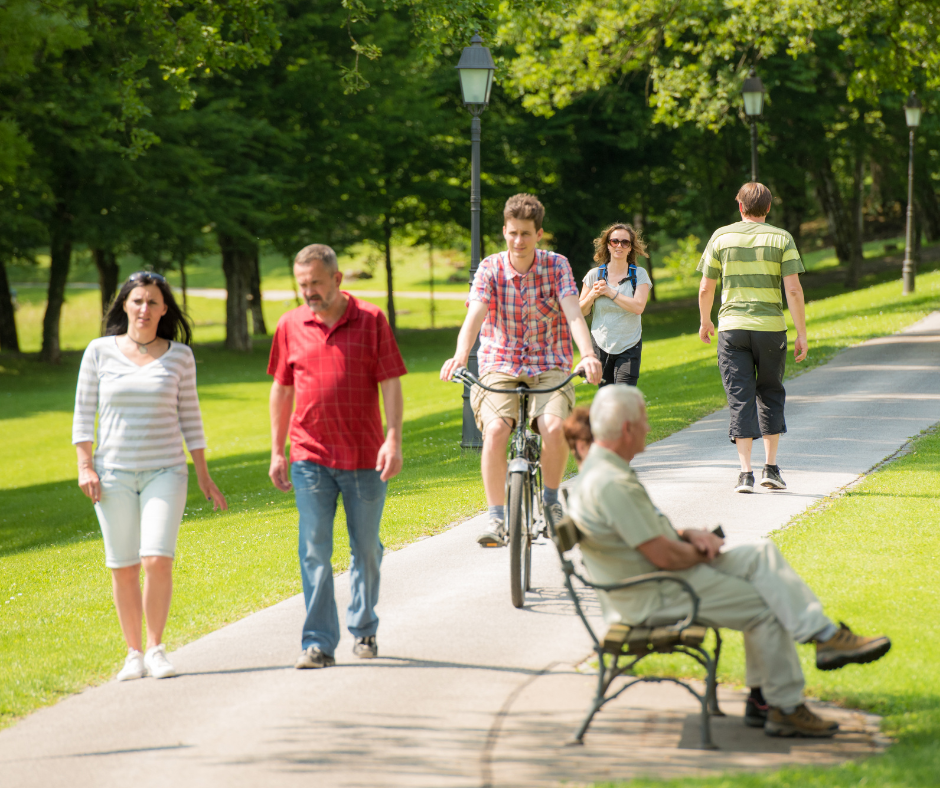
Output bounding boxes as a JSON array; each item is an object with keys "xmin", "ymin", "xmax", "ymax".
[
  {"xmin": 440, "ymin": 355, "xmax": 468, "ymax": 381},
  {"xmin": 575, "ymin": 355, "xmax": 602, "ymax": 385},
  {"xmin": 794, "ymin": 334, "xmax": 808, "ymax": 362},
  {"xmin": 699, "ymin": 319, "xmax": 716, "ymax": 344},
  {"xmin": 375, "ymin": 438, "xmax": 403, "ymax": 482},
  {"xmin": 269, "ymin": 453, "xmax": 292, "ymax": 492},
  {"xmin": 682, "ymin": 529, "xmax": 724, "ymax": 560}
]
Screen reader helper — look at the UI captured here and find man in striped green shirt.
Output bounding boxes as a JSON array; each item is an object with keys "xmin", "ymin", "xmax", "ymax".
[{"xmin": 696, "ymin": 183, "xmax": 808, "ymax": 493}]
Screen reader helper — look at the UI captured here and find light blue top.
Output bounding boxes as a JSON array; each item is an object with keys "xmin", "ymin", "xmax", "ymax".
[{"xmin": 583, "ymin": 264, "xmax": 652, "ymax": 354}]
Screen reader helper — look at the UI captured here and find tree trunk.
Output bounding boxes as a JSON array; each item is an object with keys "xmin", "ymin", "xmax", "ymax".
[
  {"xmin": 40, "ymin": 204, "xmax": 72, "ymax": 363},
  {"xmin": 179, "ymin": 255, "xmax": 189, "ymax": 312},
  {"xmin": 633, "ymin": 211, "xmax": 654, "ymax": 302},
  {"xmin": 914, "ymin": 177, "xmax": 940, "ymax": 242},
  {"xmin": 93, "ymin": 248, "xmax": 120, "ymax": 317},
  {"xmin": 383, "ymin": 214, "xmax": 396, "ymax": 335},
  {"xmin": 0, "ymin": 260, "xmax": 20, "ymax": 353},
  {"xmin": 812, "ymin": 154, "xmax": 853, "ymax": 267},
  {"xmin": 248, "ymin": 244, "xmax": 266, "ymax": 336},
  {"xmin": 428, "ymin": 242, "xmax": 435, "ymax": 330},
  {"xmin": 219, "ymin": 234, "xmax": 253, "ymax": 352},
  {"xmin": 845, "ymin": 152, "xmax": 865, "ymax": 289}
]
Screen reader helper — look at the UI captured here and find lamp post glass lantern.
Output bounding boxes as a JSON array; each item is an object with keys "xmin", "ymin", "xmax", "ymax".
[
  {"xmin": 742, "ymin": 67, "xmax": 765, "ymax": 182},
  {"xmin": 455, "ymin": 35, "xmax": 495, "ymax": 448},
  {"xmin": 902, "ymin": 91, "xmax": 923, "ymax": 295}
]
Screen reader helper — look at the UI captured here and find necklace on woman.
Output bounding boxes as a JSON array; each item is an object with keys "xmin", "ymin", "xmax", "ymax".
[{"xmin": 132, "ymin": 336, "xmax": 161, "ymax": 355}]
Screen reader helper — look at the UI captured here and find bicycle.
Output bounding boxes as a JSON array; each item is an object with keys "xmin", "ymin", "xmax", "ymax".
[{"xmin": 451, "ymin": 367, "xmax": 583, "ymax": 608}]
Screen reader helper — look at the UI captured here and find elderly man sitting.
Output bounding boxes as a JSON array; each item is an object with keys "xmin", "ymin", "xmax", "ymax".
[{"xmin": 566, "ymin": 386, "xmax": 891, "ymax": 738}]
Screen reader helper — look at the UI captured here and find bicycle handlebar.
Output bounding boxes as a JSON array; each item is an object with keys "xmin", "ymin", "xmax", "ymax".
[{"xmin": 451, "ymin": 366, "xmax": 583, "ymax": 395}]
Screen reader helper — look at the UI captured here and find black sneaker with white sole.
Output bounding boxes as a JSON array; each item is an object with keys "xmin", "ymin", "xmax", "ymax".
[
  {"xmin": 735, "ymin": 471, "xmax": 755, "ymax": 493},
  {"xmin": 761, "ymin": 464, "xmax": 786, "ymax": 489}
]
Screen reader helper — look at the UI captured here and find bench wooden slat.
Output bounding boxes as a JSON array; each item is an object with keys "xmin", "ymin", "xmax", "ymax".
[{"xmin": 602, "ymin": 623, "xmax": 630, "ymax": 653}]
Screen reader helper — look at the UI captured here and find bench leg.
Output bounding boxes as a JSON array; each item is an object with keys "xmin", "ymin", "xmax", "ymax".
[
  {"xmin": 569, "ymin": 649, "xmax": 612, "ymax": 745},
  {"xmin": 696, "ymin": 657, "xmax": 720, "ymax": 750},
  {"xmin": 707, "ymin": 630, "xmax": 725, "ymax": 717}
]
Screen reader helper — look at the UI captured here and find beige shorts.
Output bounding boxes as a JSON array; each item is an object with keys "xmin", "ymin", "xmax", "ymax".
[{"xmin": 471, "ymin": 369, "xmax": 576, "ymax": 436}]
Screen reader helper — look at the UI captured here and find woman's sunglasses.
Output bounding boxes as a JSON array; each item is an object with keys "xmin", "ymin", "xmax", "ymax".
[
  {"xmin": 128, "ymin": 271, "xmax": 167, "ymax": 284},
  {"xmin": 609, "ymin": 238, "xmax": 632, "ymax": 247}
]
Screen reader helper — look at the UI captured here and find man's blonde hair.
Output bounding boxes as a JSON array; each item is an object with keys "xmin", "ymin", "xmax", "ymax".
[{"xmin": 503, "ymin": 193, "xmax": 545, "ymax": 231}]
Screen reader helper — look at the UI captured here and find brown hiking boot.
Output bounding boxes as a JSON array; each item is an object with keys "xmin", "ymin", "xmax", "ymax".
[
  {"xmin": 816, "ymin": 622, "xmax": 891, "ymax": 671},
  {"xmin": 765, "ymin": 704, "xmax": 839, "ymax": 738}
]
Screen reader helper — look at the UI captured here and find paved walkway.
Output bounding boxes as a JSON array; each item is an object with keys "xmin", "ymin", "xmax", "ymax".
[{"xmin": 2, "ymin": 313, "xmax": 938, "ymax": 787}]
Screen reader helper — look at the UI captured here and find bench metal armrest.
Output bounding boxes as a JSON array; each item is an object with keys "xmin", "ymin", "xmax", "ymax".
[{"xmin": 572, "ymin": 570, "xmax": 701, "ymax": 631}]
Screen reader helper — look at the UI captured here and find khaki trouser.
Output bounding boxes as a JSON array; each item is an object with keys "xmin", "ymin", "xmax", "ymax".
[{"xmin": 648, "ymin": 540, "xmax": 833, "ymax": 709}]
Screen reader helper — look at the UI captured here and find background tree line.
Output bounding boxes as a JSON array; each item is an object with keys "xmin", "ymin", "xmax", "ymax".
[{"xmin": 2, "ymin": 0, "xmax": 938, "ymax": 361}]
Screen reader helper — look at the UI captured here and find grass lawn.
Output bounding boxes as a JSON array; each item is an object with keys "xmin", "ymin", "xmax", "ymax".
[
  {"xmin": 1, "ymin": 259, "xmax": 939, "ymax": 731},
  {"xmin": 597, "ymin": 426, "xmax": 940, "ymax": 788}
]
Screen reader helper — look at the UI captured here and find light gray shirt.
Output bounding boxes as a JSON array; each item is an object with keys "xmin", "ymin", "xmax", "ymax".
[
  {"xmin": 583, "ymin": 264, "xmax": 652, "ymax": 354},
  {"xmin": 72, "ymin": 337, "xmax": 207, "ymax": 470}
]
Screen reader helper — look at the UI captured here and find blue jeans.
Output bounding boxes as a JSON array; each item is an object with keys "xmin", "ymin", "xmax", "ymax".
[{"xmin": 292, "ymin": 461, "xmax": 387, "ymax": 655}]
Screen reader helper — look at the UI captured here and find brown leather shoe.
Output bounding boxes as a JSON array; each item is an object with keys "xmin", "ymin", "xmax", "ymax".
[
  {"xmin": 816, "ymin": 622, "xmax": 891, "ymax": 671},
  {"xmin": 765, "ymin": 704, "xmax": 839, "ymax": 738}
]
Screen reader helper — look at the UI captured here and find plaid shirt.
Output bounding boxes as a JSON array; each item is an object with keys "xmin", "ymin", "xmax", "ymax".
[
  {"xmin": 267, "ymin": 295, "xmax": 407, "ymax": 470},
  {"xmin": 468, "ymin": 249, "xmax": 579, "ymax": 376}
]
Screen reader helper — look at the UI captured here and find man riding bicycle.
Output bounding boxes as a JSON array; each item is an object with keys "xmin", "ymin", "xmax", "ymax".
[{"xmin": 440, "ymin": 194, "xmax": 603, "ymax": 546}]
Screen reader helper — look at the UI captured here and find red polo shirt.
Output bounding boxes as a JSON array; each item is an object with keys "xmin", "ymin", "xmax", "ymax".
[{"xmin": 267, "ymin": 294, "xmax": 407, "ymax": 470}]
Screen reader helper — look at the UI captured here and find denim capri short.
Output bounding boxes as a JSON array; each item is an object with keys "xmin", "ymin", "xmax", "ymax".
[{"xmin": 93, "ymin": 465, "xmax": 189, "ymax": 568}]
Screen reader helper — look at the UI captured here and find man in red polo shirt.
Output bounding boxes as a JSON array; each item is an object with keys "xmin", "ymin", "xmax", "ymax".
[
  {"xmin": 268, "ymin": 243, "xmax": 406, "ymax": 669},
  {"xmin": 441, "ymin": 194, "xmax": 602, "ymax": 546}
]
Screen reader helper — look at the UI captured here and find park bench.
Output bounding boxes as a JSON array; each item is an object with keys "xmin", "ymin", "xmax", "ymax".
[{"xmin": 551, "ymin": 514, "xmax": 724, "ymax": 749}]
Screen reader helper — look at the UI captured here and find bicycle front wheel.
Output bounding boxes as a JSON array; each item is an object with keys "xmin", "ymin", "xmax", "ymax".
[{"xmin": 507, "ymin": 471, "xmax": 529, "ymax": 609}]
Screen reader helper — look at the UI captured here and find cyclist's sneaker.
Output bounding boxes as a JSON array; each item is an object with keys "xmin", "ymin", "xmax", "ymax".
[
  {"xmin": 477, "ymin": 518, "xmax": 506, "ymax": 547},
  {"xmin": 760, "ymin": 464, "xmax": 787, "ymax": 490},
  {"xmin": 815, "ymin": 623, "xmax": 891, "ymax": 671},
  {"xmin": 735, "ymin": 471, "xmax": 755, "ymax": 493},
  {"xmin": 295, "ymin": 645, "xmax": 335, "ymax": 669},
  {"xmin": 744, "ymin": 689, "xmax": 769, "ymax": 728},
  {"xmin": 353, "ymin": 636, "xmax": 378, "ymax": 659},
  {"xmin": 545, "ymin": 502, "xmax": 565, "ymax": 531},
  {"xmin": 764, "ymin": 704, "xmax": 839, "ymax": 738}
]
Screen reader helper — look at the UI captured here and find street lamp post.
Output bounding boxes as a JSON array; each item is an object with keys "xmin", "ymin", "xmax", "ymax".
[
  {"xmin": 902, "ymin": 90, "xmax": 922, "ymax": 296},
  {"xmin": 742, "ymin": 67, "xmax": 765, "ymax": 182},
  {"xmin": 455, "ymin": 34, "xmax": 495, "ymax": 449}
]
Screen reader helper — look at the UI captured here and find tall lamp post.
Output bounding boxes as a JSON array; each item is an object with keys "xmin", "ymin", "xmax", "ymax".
[
  {"xmin": 456, "ymin": 34, "xmax": 495, "ymax": 449},
  {"xmin": 902, "ymin": 90, "xmax": 923, "ymax": 296},
  {"xmin": 742, "ymin": 67, "xmax": 765, "ymax": 182}
]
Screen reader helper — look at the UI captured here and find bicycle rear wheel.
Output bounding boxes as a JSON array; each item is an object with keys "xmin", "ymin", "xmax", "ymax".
[{"xmin": 507, "ymin": 472, "xmax": 529, "ymax": 608}]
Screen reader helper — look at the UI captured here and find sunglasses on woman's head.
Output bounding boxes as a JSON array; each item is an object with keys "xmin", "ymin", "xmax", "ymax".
[
  {"xmin": 128, "ymin": 271, "xmax": 167, "ymax": 284},
  {"xmin": 609, "ymin": 238, "xmax": 632, "ymax": 247}
]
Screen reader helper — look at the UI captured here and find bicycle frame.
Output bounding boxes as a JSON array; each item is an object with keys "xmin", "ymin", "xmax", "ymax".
[{"xmin": 452, "ymin": 367, "xmax": 581, "ymax": 607}]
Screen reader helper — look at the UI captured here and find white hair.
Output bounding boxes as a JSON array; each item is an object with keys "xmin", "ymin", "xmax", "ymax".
[{"xmin": 589, "ymin": 385, "xmax": 646, "ymax": 442}]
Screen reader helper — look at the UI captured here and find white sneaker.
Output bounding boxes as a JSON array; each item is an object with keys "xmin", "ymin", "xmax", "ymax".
[
  {"xmin": 116, "ymin": 648, "xmax": 146, "ymax": 681},
  {"xmin": 144, "ymin": 644, "xmax": 177, "ymax": 679},
  {"xmin": 477, "ymin": 518, "xmax": 506, "ymax": 547}
]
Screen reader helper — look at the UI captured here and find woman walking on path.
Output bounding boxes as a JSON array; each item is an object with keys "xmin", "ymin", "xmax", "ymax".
[
  {"xmin": 579, "ymin": 223, "xmax": 652, "ymax": 387},
  {"xmin": 72, "ymin": 272, "xmax": 227, "ymax": 682}
]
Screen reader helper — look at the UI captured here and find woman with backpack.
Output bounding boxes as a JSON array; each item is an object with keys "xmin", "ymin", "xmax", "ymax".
[{"xmin": 578, "ymin": 223, "xmax": 652, "ymax": 387}]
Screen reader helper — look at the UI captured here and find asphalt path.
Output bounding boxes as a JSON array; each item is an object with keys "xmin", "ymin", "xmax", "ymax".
[{"xmin": 2, "ymin": 313, "xmax": 937, "ymax": 787}]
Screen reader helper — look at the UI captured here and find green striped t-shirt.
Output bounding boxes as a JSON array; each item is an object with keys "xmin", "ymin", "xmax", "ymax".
[{"xmin": 695, "ymin": 221, "xmax": 805, "ymax": 332}]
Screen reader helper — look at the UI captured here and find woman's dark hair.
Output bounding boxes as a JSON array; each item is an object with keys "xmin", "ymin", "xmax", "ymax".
[
  {"xmin": 563, "ymin": 406, "xmax": 594, "ymax": 461},
  {"xmin": 592, "ymin": 223, "xmax": 650, "ymax": 267},
  {"xmin": 104, "ymin": 272, "xmax": 193, "ymax": 345}
]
